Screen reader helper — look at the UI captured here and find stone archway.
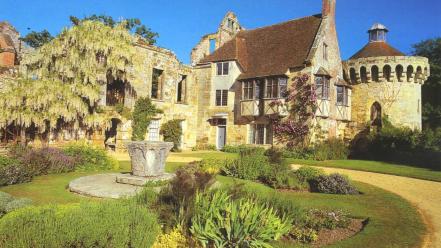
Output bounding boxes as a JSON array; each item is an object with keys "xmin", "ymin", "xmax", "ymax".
[{"xmin": 370, "ymin": 102, "xmax": 382, "ymax": 127}]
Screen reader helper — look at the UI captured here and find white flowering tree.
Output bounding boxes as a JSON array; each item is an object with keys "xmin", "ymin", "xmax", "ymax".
[{"xmin": 0, "ymin": 20, "xmax": 142, "ymax": 144}]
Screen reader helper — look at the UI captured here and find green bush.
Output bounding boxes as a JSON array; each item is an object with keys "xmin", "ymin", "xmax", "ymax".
[
  {"xmin": 221, "ymin": 144, "xmax": 266, "ymax": 155},
  {"xmin": 222, "ymin": 154, "xmax": 271, "ymax": 181},
  {"xmin": 190, "ymin": 190, "xmax": 292, "ymax": 247},
  {"xmin": 160, "ymin": 120, "xmax": 183, "ymax": 152},
  {"xmin": 310, "ymin": 173, "xmax": 358, "ymax": 195},
  {"xmin": 293, "ymin": 166, "xmax": 325, "ymax": 184},
  {"xmin": 63, "ymin": 143, "xmax": 119, "ymax": 171},
  {"xmin": 131, "ymin": 97, "xmax": 163, "ymax": 141},
  {"xmin": 191, "ymin": 143, "xmax": 217, "ymax": 151},
  {"xmin": 305, "ymin": 209, "xmax": 351, "ymax": 230},
  {"xmin": 281, "ymin": 138, "xmax": 349, "ymax": 161},
  {"xmin": 0, "ymin": 201, "xmax": 160, "ymax": 247},
  {"xmin": 351, "ymin": 119, "xmax": 441, "ymax": 169},
  {"xmin": 288, "ymin": 227, "xmax": 318, "ymax": 243},
  {"xmin": 0, "ymin": 192, "xmax": 32, "ymax": 218},
  {"xmin": 0, "ymin": 155, "xmax": 32, "ymax": 186}
]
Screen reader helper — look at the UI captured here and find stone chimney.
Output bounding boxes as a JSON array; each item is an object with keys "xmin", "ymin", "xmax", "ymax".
[{"xmin": 322, "ymin": 0, "xmax": 336, "ymax": 19}]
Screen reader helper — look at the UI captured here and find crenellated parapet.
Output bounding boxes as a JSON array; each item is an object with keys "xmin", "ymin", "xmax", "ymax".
[{"xmin": 343, "ymin": 56, "xmax": 430, "ymax": 85}]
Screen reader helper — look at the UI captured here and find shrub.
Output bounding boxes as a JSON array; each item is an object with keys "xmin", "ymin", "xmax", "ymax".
[
  {"xmin": 305, "ymin": 209, "xmax": 351, "ymax": 230},
  {"xmin": 191, "ymin": 144, "xmax": 217, "ymax": 151},
  {"xmin": 264, "ymin": 147, "xmax": 284, "ymax": 164},
  {"xmin": 311, "ymin": 173, "xmax": 358, "ymax": 195},
  {"xmin": 312, "ymin": 138, "xmax": 349, "ymax": 161},
  {"xmin": 0, "ymin": 155, "xmax": 32, "ymax": 186},
  {"xmin": 18, "ymin": 147, "xmax": 77, "ymax": 175},
  {"xmin": 63, "ymin": 143, "xmax": 119, "ymax": 171},
  {"xmin": 132, "ymin": 97, "xmax": 163, "ymax": 141},
  {"xmin": 221, "ymin": 144, "xmax": 265, "ymax": 155},
  {"xmin": 294, "ymin": 166, "xmax": 325, "ymax": 184},
  {"xmin": 289, "ymin": 227, "xmax": 318, "ymax": 243},
  {"xmin": 160, "ymin": 120, "xmax": 183, "ymax": 152},
  {"xmin": 222, "ymin": 154, "xmax": 271, "ymax": 181},
  {"xmin": 0, "ymin": 192, "xmax": 32, "ymax": 218},
  {"xmin": 152, "ymin": 227, "xmax": 187, "ymax": 248},
  {"xmin": 190, "ymin": 190, "xmax": 292, "ymax": 248},
  {"xmin": 0, "ymin": 201, "xmax": 160, "ymax": 247}
]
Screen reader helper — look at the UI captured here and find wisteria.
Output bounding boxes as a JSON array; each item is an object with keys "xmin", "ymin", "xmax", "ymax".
[{"xmin": 273, "ymin": 74, "xmax": 317, "ymax": 147}]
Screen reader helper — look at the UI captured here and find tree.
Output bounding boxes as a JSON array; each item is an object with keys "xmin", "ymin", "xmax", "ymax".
[
  {"xmin": 0, "ymin": 20, "xmax": 140, "ymax": 144},
  {"xmin": 412, "ymin": 38, "xmax": 441, "ymax": 129},
  {"xmin": 69, "ymin": 15, "xmax": 158, "ymax": 45},
  {"xmin": 19, "ymin": 30, "xmax": 54, "ymax": 48}
]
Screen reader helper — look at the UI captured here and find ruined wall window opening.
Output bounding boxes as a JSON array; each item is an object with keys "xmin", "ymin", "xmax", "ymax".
[
  {"xmin": 315, "ymin": 76, "xmax": 330, "ymax": 100},
  {"xmin": 416, "ymin": 66, "xmax": 422, "ymax": 80},
  {"xmin": 106, "ymin": 78, "xmax": 125, "ymax": 106},
  {"xmin": 151, "ymin": 68, "xmax": 164, "ymax": 99},
  {"xmin": 215, "ymin": 89, "xmax": 228, "ymax": 106},
  {"xmin": 336, "ymin": 86, "xmax": 349, "ymax": 106},
  {"xmin": 383, "ymin": 65, "xmax": 392, "ymax": 82},
  {"xmin": 371, "ymin": 65, "xmax": 379, "ymax": 82},
  {"xmin": 424, "ymin": 67, "xmax": 428, "ymax": 76},
  {"xmin": 323, "ymin": 43, "xmax": 328, "ymax": 61},
  {"xmin": 396, "ymin": 65, "xmax": 404, "ymax": 82},
  {"xmin": 248, "ymin": 124, "xmax": 272, "ymax": 145},
  {"xmin": 349, "ymin": 68, "xmax": 357, "ymax": 84},
  {"xmin": 147, "ymin": 119, "xmax": 160, "ymax": 141},
  {"xmin": 209, "ymin": 39, "xmax": 216, "ymax": 54},
  {"xmin": 177, "ymin": 75, "xmax": 187, "ymax": 103},
  {"xmin": 407, "ymin": 65, "xmax": 414, "ymax": 82},
  {"xmin": 216, "ymin": 62, "xmax": 229, "ymax": 76},
  {"xmin": 360, "ymin": 66, "xmax": 367, "ymax": 83},
  {"xmin": 227, "ymin": 19, "xmax": 235, "ymax": 29}
]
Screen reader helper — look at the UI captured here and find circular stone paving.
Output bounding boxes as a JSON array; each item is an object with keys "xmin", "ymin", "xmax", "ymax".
[{"xmin": 69, "ymin": 173, "xmax": 144, "ymax": 199}]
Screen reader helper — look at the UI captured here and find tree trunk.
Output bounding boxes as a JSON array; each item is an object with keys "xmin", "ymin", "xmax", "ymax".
[{"xmin": 20, "ymin": 126, "xmax": 26, "ymax": 146}]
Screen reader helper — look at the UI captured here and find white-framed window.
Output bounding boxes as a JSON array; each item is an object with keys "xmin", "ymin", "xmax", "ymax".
[
  {"xmin": 265, "ymin": 78, "xmax": 278, "ymax": 98},
  {"xmin": 315, "ymin": 76, "xmax": 330, "ymax": 100},
  {"xmin": 336, "ymin": 86, "xmax": 349, "ymax": 106},
  {"xmin": 248, "ymin": 124, "xmax": 273, "ymax": 145},
  {"xmin": 216, "ymin": 90, "xmax": 228, "ymax": 106},
  {"xmin": 148, "ymin": 119, "xmax": 160, "ymax": 141},
  {"xmin": 242, "ymin": 81, "xmax": 254, "ymax": 100},
  {"xmin": 216, "ymin": 62, "xmax": 229, "ymax": 76},
  {"xmin": 278, "ymin": 78, "xmax": 288, "ymax": 98}
]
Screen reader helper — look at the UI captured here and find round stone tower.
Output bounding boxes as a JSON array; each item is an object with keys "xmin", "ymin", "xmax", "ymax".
[{"xmin": 343, "ymin": 23, "xmax": 430, "ymax": 131}]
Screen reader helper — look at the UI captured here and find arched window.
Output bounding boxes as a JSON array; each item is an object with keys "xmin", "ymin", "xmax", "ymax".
[
  {"xmin": 396, "ymin": 65, "xmax": 403, "ymax": 82},
  {"xmin": 383, "ymin": 65, "xmax": 392, "ymax": 82},
  {"xmin": 370, "ymin": 102, "xmax": 382, "ymax": 127},
  {"xmin": 424, "ymin": 67, "xmax": 428, "ymax": 76},
  {"xmin": 407, "ymin": 65, "xmax": 414, "ymax": 82},
  {"xmin": 350, "ymin": 68, "xmax": 357, "ymax": 84},
  {"xmin": 360, "ymin": 66, "xmax": 367, "ymax": 83},
  {"xmin": 343, "ymin": 70, "xmax": 350, "ymax": 82},
  {"xmin": 371, "ymin": 65, "xmax": 379, "ymax": 82},
  {"xmin": 416, "ymin": 66, "xmax": 423, "ymax": 79}
]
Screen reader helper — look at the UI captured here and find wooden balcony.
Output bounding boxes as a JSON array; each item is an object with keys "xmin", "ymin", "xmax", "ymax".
[
  {"xmin": 316, "ymin": 99, "xmax": 330, "ymax": 117},
  {"xmin": 336, "ymin": 105, "xmax": 351, "ymax": 121},
  {"xmin": 240, "ymin": 100, "xmax": 259, "ymax": 116},
  {"xmin": 263, "ymin": 99, "xmax": 288, "ymax": 116}
]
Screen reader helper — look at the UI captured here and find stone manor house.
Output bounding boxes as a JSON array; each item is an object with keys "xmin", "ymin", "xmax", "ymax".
[{"xmin": 0, "ymin": 0, "xmax": 430, "ymax": 150}]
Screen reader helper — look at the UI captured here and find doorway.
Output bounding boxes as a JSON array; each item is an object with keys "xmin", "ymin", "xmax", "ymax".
[
  {"xmin": 217, "ymin": 125, "xmax": 226, "ymax": 150},
  {"xmin": 370, "ymin": 102, "xmax": 382, "ymax": 128}
]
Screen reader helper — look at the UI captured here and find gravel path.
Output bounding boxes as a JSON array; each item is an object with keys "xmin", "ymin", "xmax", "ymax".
[{"xmin": 293, "ymin": 165, "xmax": 441, "ymax": 248}]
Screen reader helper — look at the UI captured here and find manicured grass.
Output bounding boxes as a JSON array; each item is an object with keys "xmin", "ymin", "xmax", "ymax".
[
  {"xmin": 287, "ymin": 159, "xmax": 441, "ymax": 182},
  {"xmin": 0, "ymin": 151, "xmax": 427, "ymax": 247},
  {"xmin": 175, "ymin": 151, "xmax": 238, "ymax": 160},
  {"xmin": 217, "ymin": 175, "xmax": 426, "ymax": 248}
]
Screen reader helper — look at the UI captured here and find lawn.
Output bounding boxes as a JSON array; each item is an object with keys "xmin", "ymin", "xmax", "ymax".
[
  {"xmin": 286, "ymin": 158, "xmax": 441, "ymax": 182},
  {"xmin": 0, "ymin": 151, "xmax": 427, "ymax": 247}
]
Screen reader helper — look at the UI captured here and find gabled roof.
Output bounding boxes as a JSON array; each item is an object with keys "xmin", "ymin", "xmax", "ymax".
[
  {"xmin": 200, "ymin": 14, "xmax": 323, "ymax": 80},
  {"xmin": 350, "ymin": 41, "xmax": 404, "ymax": 59}
]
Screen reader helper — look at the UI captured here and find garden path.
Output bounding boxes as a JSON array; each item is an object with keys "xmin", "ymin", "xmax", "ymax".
[{"xmin": 292, "ymin": 165, "xmax": 441, "ymax": 248}]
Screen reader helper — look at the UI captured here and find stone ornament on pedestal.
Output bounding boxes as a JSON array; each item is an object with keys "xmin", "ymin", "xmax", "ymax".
[{"xmin": 116, "ymin": 141, "xmax": 176, "ymax": 186}]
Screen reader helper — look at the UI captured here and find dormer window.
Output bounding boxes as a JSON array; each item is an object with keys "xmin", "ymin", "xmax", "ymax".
[
  {"xmin": 216, "ymin": 62, "xmax": 229, "ymax": 76},
  {"xmin": 368, "ymin": 23, "xmax": 388, "ymax": 42}
]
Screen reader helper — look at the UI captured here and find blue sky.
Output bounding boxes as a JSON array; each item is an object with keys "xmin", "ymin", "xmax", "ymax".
[{"xmin": 1, "ymin": 0, "xmax": 440, "ymax": 64}]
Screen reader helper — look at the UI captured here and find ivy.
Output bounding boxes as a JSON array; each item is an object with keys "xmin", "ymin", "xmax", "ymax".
[
  {"xmin": 160, "ymin": 120, "xmax": 183, "ymax": 152},
  {"xmin": 131, "ymin": 97, "xmax": 162, "ymax": 141},
  {"xmin": 273, "ymin": 74, "xmax": 317, "ymax": 147}
]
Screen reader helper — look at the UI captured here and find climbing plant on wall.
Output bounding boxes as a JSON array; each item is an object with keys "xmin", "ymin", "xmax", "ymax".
[
  {"xmin": 272, "ymin": 74, "xmax": 317, "ymax": 147},
  {"xmin": 0, "ymin": 20, "xmax": 142, "ymax": 143},
  {"xmin": 160, "ymin": 120, "xmax": 183, "ymax": 152},
  {"xmin": 131, "ymin": 97, "xmax": 162, "ymax": 141}
]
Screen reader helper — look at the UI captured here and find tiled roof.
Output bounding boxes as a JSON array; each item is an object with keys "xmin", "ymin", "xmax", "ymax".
[
  {"xmin": 200, "ymin": 14, "xmax": 322, "ymax": 80},
  {"xmin": 350, "ymin": 41, "xmax": 404, "ymax": 59}
]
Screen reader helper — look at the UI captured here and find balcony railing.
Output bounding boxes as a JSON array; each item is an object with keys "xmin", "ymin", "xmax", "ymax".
[
  {"xmin": 240, "ymin": 100, "xmax": 259, "ymax": 116},
  {"xmin": 240, "ymin": 98, "xmax": 288, "ymax": 117}
]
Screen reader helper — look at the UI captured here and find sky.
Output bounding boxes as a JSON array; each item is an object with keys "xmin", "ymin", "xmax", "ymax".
[{"xmin": 1, "ymin": 0, "xmax": 440, "ymax": 64}]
